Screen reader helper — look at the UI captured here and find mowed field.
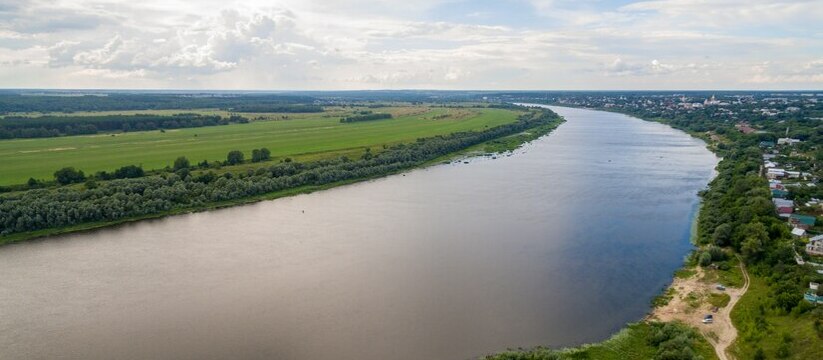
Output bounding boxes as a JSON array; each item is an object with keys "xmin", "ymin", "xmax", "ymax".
[{"xmin": 0, "ymin": 107, "xmax": 520, "ymax": 185}]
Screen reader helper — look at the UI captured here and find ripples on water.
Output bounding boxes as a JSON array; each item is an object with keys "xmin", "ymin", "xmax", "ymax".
[{"xmin": 0, "ymin": 106, "xmax": 717, "ymax": 360}]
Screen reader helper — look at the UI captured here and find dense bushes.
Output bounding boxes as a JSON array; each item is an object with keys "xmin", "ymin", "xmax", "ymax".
[
  {"xmin": 53, "ymin": 167, "xmax": 85, "ymax": 185},
  {"xmin": 0, "ymin": 113, "xmax": 248, "ymax": 139},
  {"xmin": 646, "ymin": 322, "xmax": 706, "ymax": 360},
  {"xmin": 0, "ymin": 110, "xmax": 561, "ymax": 236},
  {"xmin": 251, "ymin": 148, "xmax": 271, "ymax": 162},
  {"xmin": 340, "ymin": 112, "xmax": 392, "ymax": 123}
]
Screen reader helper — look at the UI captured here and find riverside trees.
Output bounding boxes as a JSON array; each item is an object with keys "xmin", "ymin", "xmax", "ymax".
[{"xmin": 0, "ymin": 109, "xmax": 561, "ymax": 237}]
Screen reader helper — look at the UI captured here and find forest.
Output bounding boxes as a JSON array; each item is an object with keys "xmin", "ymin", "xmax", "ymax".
[
  {"xmin": 0, "ymin": 113, "xmax": 249, "ymax": 139},
  {"xmin": 0, "ymin": 93, "xmax": 317, "ymax": 114}
]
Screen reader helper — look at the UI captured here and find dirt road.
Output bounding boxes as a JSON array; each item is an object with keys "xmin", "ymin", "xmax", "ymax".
[{"xmin": 649, "ymin": 258, "xmax": 750, "ymax": 360}]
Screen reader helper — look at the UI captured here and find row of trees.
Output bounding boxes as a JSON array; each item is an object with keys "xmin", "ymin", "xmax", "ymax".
[
  {"xmin": 0, "ymin": 93, "xmax": 317, "ymax": 114},
  {"xmin": 44, "ymin": 147, "xmax": 274, "ymax": 188},
  {"xmin": 340, "ymin": 112, "xmax": 392, "ymax": 123},
  {"xmin": 0, "ymin": 114, "xmax": 249, "ymax": 139},
  {"xmin": 0, "ymin": 110, "xmax": 561, "ymax": 236}
]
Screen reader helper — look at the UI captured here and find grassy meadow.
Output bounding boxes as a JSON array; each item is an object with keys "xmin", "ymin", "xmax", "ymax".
[
  {"xmin": 0, "ymin": 106, "xmax": 520, "ymax": 185},
  {"xmin": 729, "ymin": 274, "xmax": 823, "ymax": 360}
]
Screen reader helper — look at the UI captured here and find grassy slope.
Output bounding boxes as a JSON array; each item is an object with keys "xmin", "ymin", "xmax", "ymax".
[
  {"xmin": 729, "ymin": 274, "xmax": 823, "ymax": 360},
  {"xmin": 0, "ymin": 107, "xmax": 519, "ymax": 185}
]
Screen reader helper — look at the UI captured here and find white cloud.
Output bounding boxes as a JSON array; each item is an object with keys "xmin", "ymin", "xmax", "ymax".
[{"xmin": 0, "ymin": 0, "xmax": 821, "ymax": 89}]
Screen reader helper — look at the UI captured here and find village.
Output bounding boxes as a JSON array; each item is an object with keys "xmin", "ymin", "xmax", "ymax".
[{"xmin": 761, "ymin": 134, "xmax": 823, "ymax": 304}]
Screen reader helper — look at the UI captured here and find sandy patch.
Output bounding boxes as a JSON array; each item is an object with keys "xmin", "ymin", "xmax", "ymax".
[
  {"xmin": 19, "ymin": 147, "xmax": 76, "ymax": 153},
  {"xmin": 648, "ymin": 260, "xmax": 749, "ymax": 360}
]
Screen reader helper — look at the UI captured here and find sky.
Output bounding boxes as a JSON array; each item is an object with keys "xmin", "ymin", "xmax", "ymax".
[{"xmin": 0, "ymin": 0, "xmax": 821, "ymax": 90}]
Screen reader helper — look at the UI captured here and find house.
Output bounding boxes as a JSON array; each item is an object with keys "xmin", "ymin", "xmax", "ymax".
[
  {"xmin": 764, "ymin": 161, "xmax": 778, "ymax": 169},
  {"xmin": 789, "ymin": 214, "xmax": 817, "ymax": 230},
  {"xmin": 792, "ymin": 227, "xmax": 806, "ymax": 237},
  {"xmin": 787, "ymin": 171, "xmax": 802, "ymax": 179},
  {"xmin": 807, "ymin": 235, "xmax": 823, "ymax": 256},
  {"xmin": 760, "ymin": 141, "xmax": 775, "ymax": 148},
  {"xmin": 773, "ymin": 198, "xmax": 793, "ymax": 209},
  {"xmin": 767, "ymin": 168, "xmax": 786, "ymax": 179},
  {"xmin": 805, "ymin": 282, "xmax": 823, "ymax": 304},
  {"xmin": 772, "ymin": 189, "xmax": 789, "ymax": 198},
  {"xmin": 778, "ymin": 138, "xmax": 801, "ymax": 145},
  {"xmin": 777, "ymin": 206, "xmax": 794, "ymax": 217},
  {"xmin": 769, "ymin": 180, "xmax": 784, "ymax": 190}
]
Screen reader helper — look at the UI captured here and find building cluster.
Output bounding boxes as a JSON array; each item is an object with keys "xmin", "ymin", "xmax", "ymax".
[
  {"xmin": 761, "ymin": 142, "xmax": 820, "ymax": 240},
  {"xmin": 545, "ymin": 92, "xmax": 822, "ymax": 124}
]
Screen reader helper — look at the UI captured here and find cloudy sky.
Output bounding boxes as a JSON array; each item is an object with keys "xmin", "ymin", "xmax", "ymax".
[{"xmin": 0, "ymin": 0, "xmax": 821, "ymax": 90}]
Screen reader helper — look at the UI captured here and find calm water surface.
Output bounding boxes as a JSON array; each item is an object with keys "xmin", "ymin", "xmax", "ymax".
[{"xmin": 0, "ymin": 106, "xmax": 717, "ymax": 359}]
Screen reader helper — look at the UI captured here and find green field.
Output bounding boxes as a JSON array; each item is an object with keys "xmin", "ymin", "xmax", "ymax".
[
  {"xmin": 729, "ymin": 273, "xmax": 823, "ymax": 360},
  {"xmin": 0, "ymin": 107, "xmax": 520, "ymax": 185}
]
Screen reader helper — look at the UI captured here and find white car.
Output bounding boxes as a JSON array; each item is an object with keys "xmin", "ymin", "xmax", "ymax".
[{"xmin": 702, "ymin": 315, "xmax": 714, "ymax": 324}]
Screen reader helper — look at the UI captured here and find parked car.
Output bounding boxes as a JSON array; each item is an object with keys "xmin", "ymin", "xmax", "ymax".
[
  {"xmin": 716, "ymin": 284, "xmax": 726, "ymax": 291},
  {"xmin": 702, "ymin": 314, "xmax": 714, "ymax": 324}
]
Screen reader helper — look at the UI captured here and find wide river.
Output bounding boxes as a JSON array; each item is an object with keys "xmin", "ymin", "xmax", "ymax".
[{"xmin": 0, "ymin": 106, "xmax": 717, "ymax": 360}]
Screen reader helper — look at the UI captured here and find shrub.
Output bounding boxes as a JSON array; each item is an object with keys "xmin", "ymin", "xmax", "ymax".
[
  {"xmin": 226, "ymin": 150, "xmax": 244, "ymax": 165},
  {"xmin": 699, "ymin": 252, "xmax": 712, "ymax": 267},
  {"xmin": 53, "ymin": 167, "xmax": 85, "ymax": 185},
  {"xmin": 173, "ymin": 156, "xmax": 190, "ymax": 171}
]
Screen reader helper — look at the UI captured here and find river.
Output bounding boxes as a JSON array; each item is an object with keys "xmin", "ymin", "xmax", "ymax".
[{"xmin": 0, "ymin": 106, "xmax": 717, "ymax": 360}]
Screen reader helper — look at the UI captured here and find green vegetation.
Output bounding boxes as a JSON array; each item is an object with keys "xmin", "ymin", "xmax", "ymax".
[
  {"xmin": 493, "ymin": 92, "xmax": 823, "ymax": 359},
  {"xmin": 0, "ymin": 93, "xmax": 316, "ymax": 114},
  {"xmin": 708, "ymin": 293, "xmax": 731, "ymax": 308},
  {"xmin": 0, "ymin": 108, "xmax": 561, "ymax": 242},
  {"xmin": 481, "ymin": 121, "xmax": 563, "ymax": 153},
  {"xmin": 484, "ymin": 322, "xmax": 717, "ymax": 360},
  {"xmin": 730, "ymin": 275, "xmax": 823, "ymax": 359},
  {"xmin": 653, "ymin": 287, "xmax": 678, "ymax": 308},
  {"xmin": 0, "ymin": 113, "xmax": 248, "ymax": 139},
  {"xmin": 339, "ymin": 111, "xmax": 393, "ymax": 123},
  {"xmin": 0, "ymin": 107, "xmax": 519, "ymax": 186},
  {"xmin": 675, "ymin": 268, "xmax": 697, "ymax": 279}
]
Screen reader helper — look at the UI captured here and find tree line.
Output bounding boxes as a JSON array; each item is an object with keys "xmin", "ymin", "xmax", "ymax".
[
  {"xmin": 0, "ymin": 93, "xmax": 317, "ymax": 114},
  {"xmin": 0, "ymin": 114, "xmax": 249, "ymax": 139},
  {"xmin": 340, "ymin": 111, "xmax": 393, "ymax": 123},
  {"xmin": 0, "ymin": 110, "xmax": 559, "ymax": 236},
  {"xmin": 228, "ymin": 104, "xmax": 323, "ymax": 113}
]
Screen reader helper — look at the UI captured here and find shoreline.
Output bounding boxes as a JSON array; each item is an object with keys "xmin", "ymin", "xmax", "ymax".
[
  {"xmin": 0, "ymin": 115, "xmax": 565, "ymax": 246},
  {"xmin": 485, "ymin": 104, "xmax": 724, "ymax": 359}
]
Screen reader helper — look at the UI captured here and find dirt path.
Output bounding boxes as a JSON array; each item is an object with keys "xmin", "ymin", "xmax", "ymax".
[
  {"xmin": 648, "ymin": 257, "xmax": 750, "ymax": 360},
  {"xmin": 713, "ymin": 257, "xmax": 749, "ymax": 360}
]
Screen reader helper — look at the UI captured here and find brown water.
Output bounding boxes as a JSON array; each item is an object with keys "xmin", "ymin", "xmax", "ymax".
[{"xmin": 0, "ymin": 106, "xmax": 717, "ymax": 360}]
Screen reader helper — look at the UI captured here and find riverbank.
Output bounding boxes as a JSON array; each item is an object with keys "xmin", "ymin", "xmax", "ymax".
[
  {"xmin": 0, "ymin": 110, "xmax": 564, "ymax": 245},
  {"xmin": 490, "ymin": 103, "xmax": 823, "ymax": 360},
  {"xmin": 484, "ymin": 105, "xmax": 722, "ymax": 360}
]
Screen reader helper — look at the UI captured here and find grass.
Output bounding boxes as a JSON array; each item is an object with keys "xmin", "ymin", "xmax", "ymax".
[
  {"xmin": 485, "ymin": 322, "xmax": 718, "ymax": 360},
  {"xmin": 0, "ymin": 106, "xmax": 520, "ymax": 185},
  {"xmin": 700, "ymin": 256, "xmax": 745, "ymax": 288},
  {"xmin": 708, "ymin": 293, "xmax": 731, "ymax": 308},
  {"xmin": 652, "ymin": 287, "xmax": 678, "ymax": 308},
  {"xmin": 675, "ymin": 268, "xmax": 697, "ymax": 279},
  {"xmin": 729, "ymin": 273, "xmax": 823, "ymax": 360}
]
